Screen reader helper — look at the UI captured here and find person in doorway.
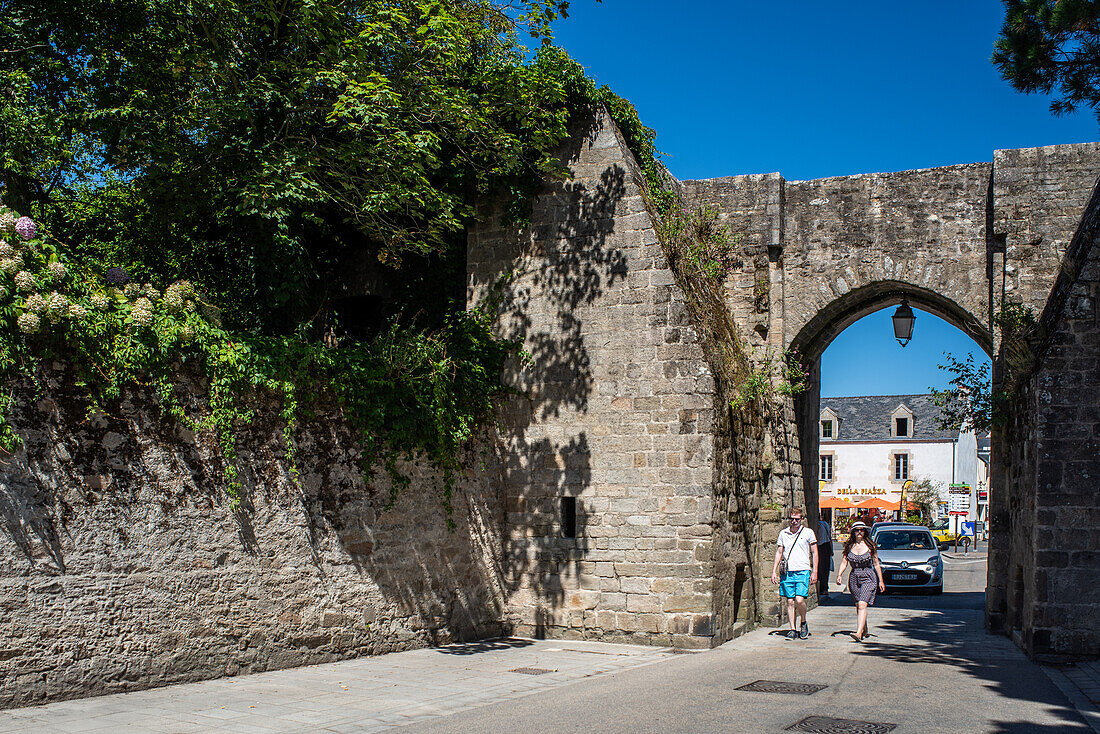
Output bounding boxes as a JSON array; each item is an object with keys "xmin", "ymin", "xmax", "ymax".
[
  {"xmin": 834, "ymin": 521, "xmax": 884, "ymax": 642},
  {"xmin": 816, "ymin": 516, "xmax": 833, "ymax": 598},
  {"xmin": 771, "ymin": 507, "xmax": 818, "ymax": 640}
]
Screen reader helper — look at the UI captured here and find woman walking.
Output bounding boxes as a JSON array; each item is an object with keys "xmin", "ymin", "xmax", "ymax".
[{"xmin": 835, "ymin": 521, "xmax": 884, "ymax": 642}]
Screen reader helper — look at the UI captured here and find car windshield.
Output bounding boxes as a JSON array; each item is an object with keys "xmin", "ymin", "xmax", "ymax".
[
  {"xmin": 930, "ymin": 520, "xmax": 948, "ymax": 530},
  {"xmin": 876, "ymin": 530, "xmax": 936, "ymax": 551}
]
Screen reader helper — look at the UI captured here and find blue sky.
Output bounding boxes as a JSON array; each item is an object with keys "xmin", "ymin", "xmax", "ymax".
[
  {"xmin": 550, "ymin": 0, "xmax": 1097, "ymax": 181},
  {"xmin": 818, "ymin": 307, "xmax": 987, "ymax": 398},
  {"xmin": 549, "ymin": 0, "xmax": 1094, "ymax": 396}
]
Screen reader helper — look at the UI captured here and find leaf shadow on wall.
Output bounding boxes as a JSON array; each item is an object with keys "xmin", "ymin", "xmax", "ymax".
[{"xmin": 483, "ymin": 128, "xmax": 629, "ymax": 636}]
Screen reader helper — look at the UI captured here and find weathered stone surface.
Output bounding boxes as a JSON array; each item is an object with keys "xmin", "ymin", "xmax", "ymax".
[
  {"xmin": 0, "ymin": 369, "xmax": 505, "ymax": 708},
  {"xmin": 468, "ymin": 110, "xmax": 730, "ymax": 647},
  {"xmin": 990, "ymin": 168, "xmax": 1100, "ymax": 660}
]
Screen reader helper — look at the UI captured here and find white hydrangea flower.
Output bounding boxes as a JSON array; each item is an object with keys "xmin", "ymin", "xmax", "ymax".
[
  {"xmin": 143, "ymin": 284, "xmax": 160, "ymax": 299},
  {"xmin": 67, "ymin": 302, "xmax": 88, "ymax": 320},
  {"xmin": 131, "ymin": 297, "xmax": 154, "ymax": 326},
  {"xmin": 185, "ymin": 299, "xmax": 196, "ymax": 312},
  {"xmin": 1, "ymin": 254, "xmax": 23, "ymax": 275},
  {"xmin": 123, "ymin": 283, "xmax": 140, "ymax": 298},
  {"xmin": 91, "ymin": 292, "xmax": 110, "ymax": 310},
  {"xmin": 24, "ymin": 293, "xmax": 47, "ymax": 312},
  {"xmin": 47, "ymin": 291, "xmax": 68, "ymax": 313},
  {"xmin": 48, "ymin": 261, "xmax": 67, "ymax": 280},
  {"xmin": 164, "ymin": 280, "xmax": 192, "ymax": 310},
  {"xmin": 0, "ymin": 211, "xmax": 16, "ymax": 237},
  {"xmin": 14, "ymin": 271, "xmax": 35, "ymax": 291},
  {"xmin": 0, "ymin": 241, "xmax": 13, "ymax": 258},
  {"xmin": 17, "ymin": 312, "xmax": 40, "ymax": 334}
]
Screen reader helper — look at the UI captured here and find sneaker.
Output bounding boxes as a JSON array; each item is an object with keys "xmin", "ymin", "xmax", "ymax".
[
  {"xmin": 799, "ymin": 621, "xmax": 810, "ymax": 640},
  {"xmin": 784, "ymin": 629, "xmax": 798, "ymax": 640}
]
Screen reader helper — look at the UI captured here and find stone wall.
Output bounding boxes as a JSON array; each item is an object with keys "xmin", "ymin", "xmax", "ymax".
[
  {"xmin": 993, "ymin": 143, "xmax": 1100, "ymax": 316},
  {"xmin": 468, "ymin": 111, "xmax": 760, "ymax": 648},
  {"xmin": 0, "ymin": 366, "xmax": 505, "ymax": 707},
  {"xmin": 995, "ymin": 178, "xmax": 1100, "ymax": 659},
  {"xmin": 986, "ymin": 144, "xmax": 1100, "ymax": 653}
]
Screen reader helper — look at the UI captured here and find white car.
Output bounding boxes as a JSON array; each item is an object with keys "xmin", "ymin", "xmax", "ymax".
[{"xmin": 873, "ymin": 525, "xmax": 944, "ymax": 595}]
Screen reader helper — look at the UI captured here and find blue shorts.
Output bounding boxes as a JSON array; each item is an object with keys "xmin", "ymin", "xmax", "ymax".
[{"xmin": 780, "ymin": 569, "xmax": 811, "ymax": 598}]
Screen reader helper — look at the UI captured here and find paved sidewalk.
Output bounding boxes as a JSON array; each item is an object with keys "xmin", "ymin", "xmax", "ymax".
[
  {"xmin": 0, "ymin": 639, "xmax": 675, "ymax": 734},
  {"xmin": 3, "ymin": 577, "xmax": 1093, "ymax": 733},
  {"xmin": 1043, "ymin": 660, "xmax": 1100, "ymax": 733},
  {"xmin": 406, "ymin": 596, "xmax": 1091, "ymax": 734}
]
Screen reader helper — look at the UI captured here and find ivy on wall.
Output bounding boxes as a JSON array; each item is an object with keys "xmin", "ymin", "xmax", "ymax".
[{"xmin": 0, "ymin": 206, "xmax": 515, "ymax": 507}]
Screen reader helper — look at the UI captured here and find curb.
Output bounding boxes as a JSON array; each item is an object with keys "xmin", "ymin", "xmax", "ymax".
[{"xmin": 1043, "ymin": 666, "xmax": 1100, "ymax": 734}]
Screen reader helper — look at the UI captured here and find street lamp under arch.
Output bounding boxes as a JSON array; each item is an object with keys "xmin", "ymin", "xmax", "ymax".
[{"xmin": 892, "ymin": 299, "xmax": 915, "ymax": 347}]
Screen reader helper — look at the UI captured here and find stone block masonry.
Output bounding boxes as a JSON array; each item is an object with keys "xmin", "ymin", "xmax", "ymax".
[
  {"xmin": 0, "ymin": 367, "xmax": 506, "ymax": 707},
  {"xmin": 992, "ymin": 167, "xmax": 1100, "ymax": 660},
  {"xmin": 6, "ymin": 110, "xmax": 1100, "ymax": 710},
  {"xmin": 468, "ymin": 111, "xmax": 761, "ymax": 648}
]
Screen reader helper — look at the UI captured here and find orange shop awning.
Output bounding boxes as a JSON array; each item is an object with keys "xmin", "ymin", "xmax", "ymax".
[
  {"xmin": 819, "ymin": 497, "xmax": 853, "ymax": 509},
  {"xmin": 853, "ymin": 497, "xmax": 899, "ymax": 510}
]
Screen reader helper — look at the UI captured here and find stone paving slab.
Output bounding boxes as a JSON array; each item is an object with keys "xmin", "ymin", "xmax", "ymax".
[
  {"xmin": 404, "ymin": 597, "xmax": 1092, "ymax": 734},
  {"xmin": 1043, "ymin": 661, "xmax": 1100, "ymax": 734},
  {"xmin": 0, "ymin": 638, "xmax": 676, "ymax": 733}
]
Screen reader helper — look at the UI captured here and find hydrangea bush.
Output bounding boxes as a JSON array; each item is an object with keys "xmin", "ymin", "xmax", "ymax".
[
  {"xmin": 0, "ymin": 205, "xmax": 515, "ymax": 508},
  {"xmin": 0, "ymin": 204, "xmax": 226, "ymax": 456}
]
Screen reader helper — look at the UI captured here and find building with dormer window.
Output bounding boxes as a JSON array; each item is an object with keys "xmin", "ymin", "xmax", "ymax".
[{"xmin": 818, "ymin": 394, "xmax": 979, "ymax": 519}]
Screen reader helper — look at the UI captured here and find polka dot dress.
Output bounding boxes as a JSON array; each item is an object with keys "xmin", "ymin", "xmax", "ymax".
[{"xmin": 847, "ymin": 550, "xmax": 878, "ymax": 605}]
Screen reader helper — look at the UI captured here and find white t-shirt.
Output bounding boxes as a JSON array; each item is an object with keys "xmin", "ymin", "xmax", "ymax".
[{"xmin": 778, "ymin": 525, "xmax": 816, "ymax": 573}]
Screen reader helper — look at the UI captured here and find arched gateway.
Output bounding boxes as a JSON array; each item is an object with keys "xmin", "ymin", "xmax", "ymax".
[{"xmin": 468, "ymin": 111, "xmax": 1100, "ymax": 660}]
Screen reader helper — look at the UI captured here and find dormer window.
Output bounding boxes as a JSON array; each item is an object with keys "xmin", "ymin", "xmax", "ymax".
[
  {"xmin": 820, "ymin": 407, "xmax": 839, "ymax": 440},
  {"xmin": 891, "ymin": 404, "xmax": 913, "ymax": 438}
]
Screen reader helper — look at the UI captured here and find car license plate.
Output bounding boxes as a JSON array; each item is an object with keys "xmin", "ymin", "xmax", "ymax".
[{"xmin": 893, "ymin": 573, "xmax": 918, "ymax": 581}]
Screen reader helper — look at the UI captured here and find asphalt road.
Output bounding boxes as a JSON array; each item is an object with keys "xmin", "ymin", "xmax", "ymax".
[{"xmin": 405, "ymin": 553, "xmax": 1086, "ymax": 734}]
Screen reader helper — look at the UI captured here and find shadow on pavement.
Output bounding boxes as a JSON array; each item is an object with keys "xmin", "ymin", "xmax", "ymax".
[
  {"xmin": 434, "ymin": 637, "xmax": 535, "ymax": 656},
  {"xmin": 847, "ymin": 591, "xmax": 1089, "ymax": 732}
]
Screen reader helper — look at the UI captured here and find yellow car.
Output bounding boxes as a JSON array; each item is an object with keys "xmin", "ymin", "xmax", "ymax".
[{"xmin": 929, "ymin": 519, "xmax": 972, "ymax": 550}]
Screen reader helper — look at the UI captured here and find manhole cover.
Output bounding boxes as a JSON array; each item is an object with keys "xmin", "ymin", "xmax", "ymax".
[
  {"xmin": 786, "ymin": 715, "xmax": 897, "ymax": 733},
  {"xmin": 509, "ymin": 667, "xmax": 555, "ymax": 675},
  {"xmin": 735, "ymin": 680, "xmax": 827, "ymax": 695}
]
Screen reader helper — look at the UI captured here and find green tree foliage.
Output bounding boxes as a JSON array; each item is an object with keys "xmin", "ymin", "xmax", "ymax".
[
  {"xmin": 0, "ymin": 0, "xmax": 659, "ymax": 506},
  {"xmin": 0, "ymin": 0, "xmax": 602, "ymax": 331},
  {"xmin": 905, "ymin": 478, "xmax": 942, "ymax": 525},
  {"xmin": 931, "ymin": 302, "xmax": 1035, "ymax": 432},
  {"xmin": 930, "ymin": 353, "xmax": 994, "ymax": 432},
  {"xmin": 994, "ymin": 0, "xmax": 1100, "ymax": 125}
]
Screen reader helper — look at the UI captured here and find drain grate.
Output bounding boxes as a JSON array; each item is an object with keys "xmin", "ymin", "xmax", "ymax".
[
  {"xmin": 509, "ymin": 667, "xmax": 555, "ymax": 675},
  {"xmin": 735, "ymin": 680, "xmax": 827, "ymax": 695},
  {"xmin": 786, "ymin": 715, "xmax": 897, "ymax": 733}
]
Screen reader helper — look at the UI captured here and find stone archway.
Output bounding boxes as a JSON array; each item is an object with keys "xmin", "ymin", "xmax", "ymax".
[
  {"xmin": 785, "ymin": 281, "xmax": 995, "ymax": 569},
  {"xmin": 470, "ymin": 109, "xmax": 1100, "ymax": 658}
]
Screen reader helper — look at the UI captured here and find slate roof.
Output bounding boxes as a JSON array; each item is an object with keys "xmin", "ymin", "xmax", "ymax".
[{"xmin": 820, "ymin": 394, "xmax": 958, "ymax": 442}]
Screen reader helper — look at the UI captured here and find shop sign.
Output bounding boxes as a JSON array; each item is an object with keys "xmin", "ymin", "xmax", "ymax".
[{"xmin": 836, "ymin": 487, "xmax": 887, "ymax": 496}]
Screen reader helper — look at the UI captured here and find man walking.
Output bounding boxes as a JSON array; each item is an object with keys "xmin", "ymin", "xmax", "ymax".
[{"xmin": 771, "ymin": 507, "xmax": 818, "ymax": 640}]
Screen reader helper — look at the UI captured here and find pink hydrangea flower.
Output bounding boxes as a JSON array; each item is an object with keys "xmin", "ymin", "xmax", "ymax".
[{"xmin": 14, "ymin": 217, "xmax": 36, "ymax": 241}]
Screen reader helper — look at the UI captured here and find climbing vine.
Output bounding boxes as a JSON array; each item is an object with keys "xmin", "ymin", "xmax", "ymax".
[
  {"xmin": 0, "ymin": 206, "xmax": 516, "ymax": 507},
  {"xmin": 728, "ymin": 348, "xmax": 809, "ymax": 409}
]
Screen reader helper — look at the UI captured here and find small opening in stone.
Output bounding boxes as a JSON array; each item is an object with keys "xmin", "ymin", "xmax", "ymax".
[{"xmin": 560, "ymin": 496, "xmax": 577, "ymax": 539}]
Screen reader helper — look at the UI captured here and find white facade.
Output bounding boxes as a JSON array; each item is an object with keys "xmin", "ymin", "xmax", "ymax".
[{"xmin": 818, "ymin": 394, "xmax": 981, "ymax": 521}]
